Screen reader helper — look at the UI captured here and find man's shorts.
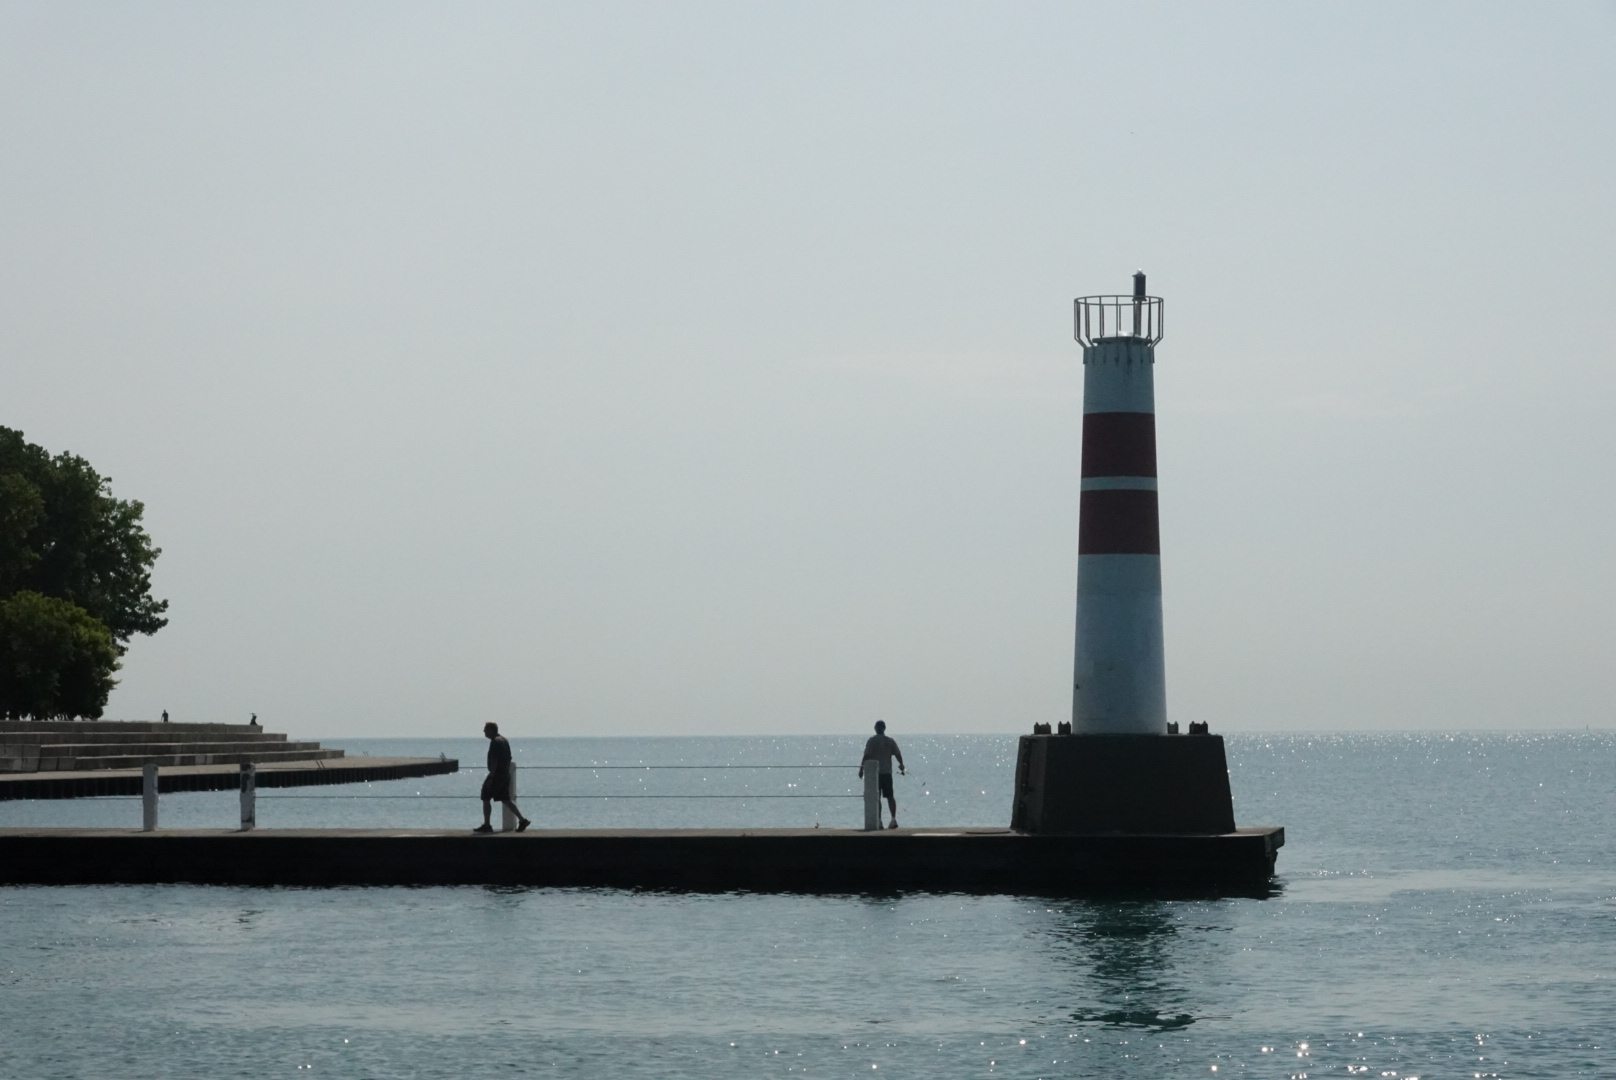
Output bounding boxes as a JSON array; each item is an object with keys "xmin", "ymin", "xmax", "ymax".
[
  {"xmin": 481, "ymin": 771, "xmax": 511, "ymax": 802},
  {"xmin": 878, "ymin": 773, "xmax": 894, "ymax": 798}
]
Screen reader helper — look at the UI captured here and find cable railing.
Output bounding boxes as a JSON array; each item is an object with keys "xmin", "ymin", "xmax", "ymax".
[
  {"xmin": 50, "ymin": 792, "xmax": 859, "ymax": 799},
  {"xmin": 510, "ymin": 764, "xmax": 851, "ymax": 770},
  {"xmin": 256, "ymin": 794, "xmax": 857, "ymax": 800},
  {"xmin": 12, "ymin": 762, "xmax": 881, "ymax": 814},
  {"xmin": 8, "ymin": 757, "xmax": 918, "ymax": 830}
]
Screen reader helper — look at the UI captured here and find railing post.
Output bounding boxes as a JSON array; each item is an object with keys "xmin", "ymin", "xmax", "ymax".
[
  {"xmin": 142, "ymin": 763, "xmax": 158, "ymax": 832},
  {"xmin": 863, "ymin": 759, "xmax": 881, "ymax": 831},
  {"xmin": 239, "ymin": 762, "xmax": 256, "ymax": 831},
  {"xmin": 500, "ymin": 760, "xmax": 518, "ymax": 832}
]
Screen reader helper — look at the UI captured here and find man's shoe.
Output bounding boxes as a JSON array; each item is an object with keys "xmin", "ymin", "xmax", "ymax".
[
  {"xmin": 888, "ymin": 820, "xmax": 899, "ymax": 829},
  {"xmin": 516, "ymin": 819, "xmax": 531, "ymax": 833},
  {"xmin": 472, "ymin": 824, "xmax": 494, "ymax": 834}
]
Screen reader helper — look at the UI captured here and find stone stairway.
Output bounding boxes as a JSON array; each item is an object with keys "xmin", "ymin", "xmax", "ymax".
[{"xmin": 0, "ymin": 720, "xmax": 344, "ymax": 773}]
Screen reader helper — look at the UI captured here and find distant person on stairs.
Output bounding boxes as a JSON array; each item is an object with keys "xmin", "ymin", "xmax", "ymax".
[
  {"xmin": 474, "ymin": 722, "xmax": 531, "ymax": 833},
  {"xmin": 858, "ymin": 720, "xmax": 905, "ymax": 829}
]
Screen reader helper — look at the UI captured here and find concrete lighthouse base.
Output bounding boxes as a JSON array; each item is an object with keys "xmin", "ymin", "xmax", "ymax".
[{"xmin": 1011, "ymin": 733, "xmax": 1238, "ymax": 835}]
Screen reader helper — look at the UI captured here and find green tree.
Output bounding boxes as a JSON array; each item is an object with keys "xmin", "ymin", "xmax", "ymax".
[
  {"xmin": 0, "ymin": 591, "xmax": 120, "ymax": 719},
  {"xmin": 0, "ymin": 427, "xmax": 168, "ymax": 646},
  {"xmin": 0, "ymin": 427, "xmax": 167, "ymax": 718},
  {"xmin": 0, "ymin": 471, "xmax": 44, "ymax": 591}
]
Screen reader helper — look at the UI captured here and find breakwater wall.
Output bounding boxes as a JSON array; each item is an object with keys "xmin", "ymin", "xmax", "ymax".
[{"xmin": 0, "ymin": 825, "xmax": 1283, "ymax": 893}]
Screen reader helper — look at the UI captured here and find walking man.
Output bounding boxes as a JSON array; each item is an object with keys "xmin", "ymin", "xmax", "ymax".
[
  {"xmin": 858, "ymin": 720, "xmax": 905, "ymax": 829},
  {"xmin": 474, "ymin": 722, "xmax": 531, "ymax": 833}
]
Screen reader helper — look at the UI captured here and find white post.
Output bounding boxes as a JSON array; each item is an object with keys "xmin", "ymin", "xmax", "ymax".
[
  {"xmin": 500, "ymin": 760, "xmax": 518, "ymax": 832},
  {"xmin": 142, "ymin": 764, "xmax": 158, "ymax": 832},
  {"xmin": 863, "ymin": 759, "xmax": 881, "ymax": 831},
  {"xmin": 239, "ymin": 762, "xmax": 256, "ymax": 831}
]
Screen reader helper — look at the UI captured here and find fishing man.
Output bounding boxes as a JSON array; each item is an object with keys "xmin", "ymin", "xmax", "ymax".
[
  {"xmin": 858, "ymin": 720, "xmax": 906, "ymax": 829},
  {"xmin": 474, "ymin": 721, "xmax": 531, "ymax": 833}
]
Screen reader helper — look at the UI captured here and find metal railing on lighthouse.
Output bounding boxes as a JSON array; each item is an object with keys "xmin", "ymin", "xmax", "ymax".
[{"xmin": 1074, "ymin": 271, "xmax": 1164, "ymax": 346}]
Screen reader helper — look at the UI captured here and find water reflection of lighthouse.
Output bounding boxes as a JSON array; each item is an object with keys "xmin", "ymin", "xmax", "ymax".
[{"xmin": 1049, "ymin": 902, "xmax": 1203, "ymax": 1033}]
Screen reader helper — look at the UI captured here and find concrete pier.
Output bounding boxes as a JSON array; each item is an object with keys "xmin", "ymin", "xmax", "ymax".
[{"xmin": 0, "ymin": 825, "xmax": 1283, "ymax": 893}]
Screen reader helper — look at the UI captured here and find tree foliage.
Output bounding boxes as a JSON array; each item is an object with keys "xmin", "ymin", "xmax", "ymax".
[
  {"xmin": 0, "ymin": 427, "xmax": 168, "ymax": 645},
  {"xmin": 0, "ymin": 591, "xmax": 120, "ymax": 720},
  {"xmin": 0, "ymin": 427, "xmax": 167, "ymax": 718}
]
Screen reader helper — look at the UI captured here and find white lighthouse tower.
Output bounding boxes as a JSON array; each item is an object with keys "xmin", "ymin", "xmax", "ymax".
[
  {"xmin": 1010, "ymin": 273, "xmax": 1265, "ymax": 848},
  {"xmin": 1071, "ymin": 272, "xmax": 1167, "ymax": 734}
]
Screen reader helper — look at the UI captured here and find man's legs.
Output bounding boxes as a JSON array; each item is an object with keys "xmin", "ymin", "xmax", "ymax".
[
  {"xmin": 501, "ymin": 798, "xmax": 532, "ymax": 831},
  {"xmin": 886, "ymin": 793, "xmax": 898, "ymax": 827},
  {"xmin": 480, "ymin": 797, "xmax": 494, "ymax": 828}
]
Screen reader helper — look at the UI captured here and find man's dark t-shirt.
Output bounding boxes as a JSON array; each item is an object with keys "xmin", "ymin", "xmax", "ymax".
[
  {"xmin": 483, "ymin": 734, "xmax": 513, "ymax": 801},
  {"xmin": 487, "ymin": 734, "xmax": 512, "ymax": 774},
  {"xmin": 861, "ymin": 734, "xmax": 901, "ymax": 774}
]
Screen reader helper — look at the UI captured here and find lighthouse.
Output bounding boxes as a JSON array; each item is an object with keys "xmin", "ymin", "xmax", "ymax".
[
  {"xmin": 1072, "ymin": 271, "xmax": 1167, "ymax": 734},
  {"xmin": 1010, "ymin": 272, "xmax": 1251, "ymax": 842}
]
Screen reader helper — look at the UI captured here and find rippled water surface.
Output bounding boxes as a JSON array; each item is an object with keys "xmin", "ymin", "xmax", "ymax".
[{"xmin": 2, "ymin": 732, "xmax": 1612, "ymax": 1078}]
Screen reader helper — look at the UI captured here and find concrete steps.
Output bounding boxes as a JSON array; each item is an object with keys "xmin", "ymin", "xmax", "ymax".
[
  {"xmin": 1, "ymin": 720, "xmax": 274, "ymax": 735},
  {"xmin": 3, "ymin": 741, "xmax": 322, "ymax": 756},
  {"xmin": 0, "ymin": 720, "xmax": 344, "ymax": 774},
  {"xmin": 0, "ymin": 730, "xmax": 291, "ymax": 745},
  {"xmin": 6, "ymin": 747, "xmax": 345, "ymax": 772}
]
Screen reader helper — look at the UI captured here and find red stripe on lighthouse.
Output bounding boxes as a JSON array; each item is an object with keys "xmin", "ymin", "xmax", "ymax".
[
  {"xmin": 1078, "ymin": 490, "xmax": 1161, "ymax": 555},
  {"xmin": 1081, "ymin": 413, "xmax": 1157, "ymax": 477}
]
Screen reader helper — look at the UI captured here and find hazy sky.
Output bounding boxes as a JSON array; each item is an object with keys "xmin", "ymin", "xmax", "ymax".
[{"xmin": 3, "ymin": 2, "xmax": 1613, "ymax": 737}]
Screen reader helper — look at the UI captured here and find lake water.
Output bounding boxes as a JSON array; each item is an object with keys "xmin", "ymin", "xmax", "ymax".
[{"xmin": 1, "ymin": 732, "xmax": 1611, "ymax": 1078}]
